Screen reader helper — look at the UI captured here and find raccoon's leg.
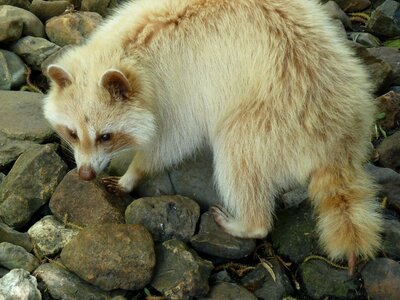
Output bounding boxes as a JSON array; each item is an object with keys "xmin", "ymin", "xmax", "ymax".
[{"xmin": 308, "ymin": 164, "xmax": 382, "ymax": 275}]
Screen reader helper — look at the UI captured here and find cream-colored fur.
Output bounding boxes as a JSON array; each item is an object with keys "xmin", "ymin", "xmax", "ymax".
[{"xmin": 43, "ymin": 0, "xmax": 382, "ymax": 265}]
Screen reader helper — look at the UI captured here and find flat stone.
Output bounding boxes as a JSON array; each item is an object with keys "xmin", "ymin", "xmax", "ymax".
[
  {"xmin": 28, "ymin": 215, "xmax": 79, "ymax": 258},
  {"xmin": 30, "ymin": 0, "xmax": 71, "ymax": 21},
  {"xmin": 0, "ymin": 17, "xmax": 23, "ymax": 43},
  {"xmin": 61, "ymin": 224, "xmax": 155, "ymax": 291},
  {"xmin": 125, "ymin": 195, "xmax": 200, "ymax": 242},
  {"xmin": 375, "ymin": 91, "xmax": 400, "ymax": 130},
  {"xmin": 46, "ymin": 11, "xmax": 103, "ymax": 46},
  {"xmin": 9, "ymin": 36, "xmax": 60, "ymax": 70},
  {"xmin": 0, "ymin": 91, "xmax": 54, "ymax": 142},
  {"xmin": 0, "ymin": 132, "xmax": 37, "ymax": 170},
  {"xmin": 367, "ymin": 0, "xmax": 400, "ymax": 38},
  {"xmin": 362, "ymin": 258, "xmax": 400, "ymax": 300},
  {"xmin": 151, "ymin": 239, "xmax": 213, "ymax": 299},
  {"xmin": 0, "ymin": 49, "xmax": 26, "ymax": 90},
  {"xmin": 300, "ymin": 259, "xmax": 358, "ymax": 299},
  {"xmin": 50, "ymin": 169, "xmax": 126, "ymax": 227},
  {"xmin": 0, "ymin": 0, "xmax": 31, "ymax": 9},
  {"xmin": 190, "ymin": 211, "xmax": 256, "ymax": 259},
  {"xmin": 0, "ymin": 269, "xmax": 41, "ymax": 300},
  {"xmin": 0, "ymin": 144, "xmax": 67, "ymax": 228},
  {"xmin": 348, "ymin": 32, "xmax": 381, "ymax": 47},
  {"xmin": 377, "ymin": 131, "xmax": 400, "ymax": 173},
  {"xmin": 0, "ymin": 5, "xmax": 45, "ymax": 37},
  {"xmin": 35, "ymin": 263, "xmax": 113, "ymax": 300},
  {"xmin": 0, "ymin": 242, "xmax": 39, "ymax": 272},
  {"xmin": 200, "ymin": 282, "xmax": 257, "ymax": 300},
  {"xmin": 0, "ymin": 221, "xmax": 32, "ymax": 252},
  {"xmin": 367, "ymin": 47, "xmax": 400, "ymax": 85}
]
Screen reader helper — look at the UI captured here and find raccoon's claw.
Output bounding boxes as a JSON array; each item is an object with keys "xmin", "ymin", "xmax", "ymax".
[
  {"xmin": 211, "ymin": 205, "xmax": 231, "ymax": 229},
  {"xmin": 101, "ymin": 176, "xmax": 127, "ymax": 196}
]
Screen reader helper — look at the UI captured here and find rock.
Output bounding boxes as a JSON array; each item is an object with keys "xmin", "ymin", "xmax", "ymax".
[
  {"xmin": 0, "ymin": 0, "xmax": 30, "ymax": 10},
  {"xmin": 390, "ymin": 86, "xmax": 400, "ymax": 93},
  {"xmin": 0, "ymin": 5, "xmax": 45, "ymax": 38},
  {"xmin": 30, "ymin": 0, "xmax": 71, "ymax": 21},
  {"xmin": 382, "ymin": 219, "xmax": 400, "ymax": 259},
  {"xmin": 136, "ymin": 172, "xmax": 175, "ymax": 197},
  {"xmin": 0, "ymin": 144, "xmax": 67, "ymax": 228},
  {"xmin": 0, "ymin": 221, "xmax": 32, "ymax": 252},
  {"xmin": 270, "ymin": 202, "xmax": 322, "ymax": 263},
  {"xmin": 9, "ymin": 36, "xmax": 60, "ymax": 70},
  {"xmin": 151, "ymin": 239, "xmax": 213, "ymax": 299},
  {"xmin": 0, "ymin": 267, "xmax": 8, "ymax": 278},
  {"xmin": 0, "ymin": 132, "xmax": 37, "ymax": 170},
  {"xmin": 375, "ymin": 91, "xmax": 400, "ymax": 130},
  {"xmin": 0, "ymin": 49, "xmax": 26, "ymax": 90},
  {"xmin": 348, "ymin": 32, "xmax": 381, "ymax": 47},
  {"xmin": 0, "ymin": 173, "xmax": 4, "ymax": 185},
  {"xmin": 200, "ymin": 282, "xmax": 257, "ymax": 300},
  {"xmin": 41, "ymin": 45, "xmax": 73, "ymax": 76},
  {"xmin": 384, "ymin": 39, "xmax": 400, "ymax": 48},
  {"xmin": 280, "ymin": 186, "xmax": 308, "ymax": 208},
  {"xmin": 209, "ymin": 270, "xmax": 233, "ymax": 284},
  {"xmin": 190, "ymin": 211, "xmax": 256, "ymax": 259},
  {"xmin": 169, "ymin": 150, "xmax": 221, "ymax": 211},
  {"xmin": 362, "ymin": 258, "xmax": 400, "ymax": 300},
  {"xmin": 28, "ymin": 215, "xmax": 79, "ymax": 258},
  {"xmin": 0, "ymin": 17, "xmax": 23, "ymax": 43},
  {"xmin": 241, "ymin": 259, "xmax": 293, "ymax": 300},
  {"xmin": 332, "ymin": 0, "xmax": 371, "ymax": 12},
  {"xmin": 35, "ymin": 263, "xmax": 113, "ymax": 300},
  {"xmin": 50, "ymin": 169, "xmax": 127, "ymax": 227},
  {"xmin": 323, "ymin": 1, "xmax": 352, "ymax": 29},
  {"xmin": 46, "ymin": 12, "xmax": 103, "ymax": 46},
  {"xmin": 367, "ymin": 47, "xmax": 400, "ymax": 85},
  {"xmin": 377, "ymin": 131, "xmax": 400, "ymax": 173},
  {"xmin": 0, "ymin": 269, "xmax": 41, "ymax": 300},
  {"xmin": 0, "ymin": 91, "xmax": 54, "ymax": 142},
  {"xmin": 367, "ymin": 0, "xmax": 400, "ymax": 38},
  {"xmin": 0, "ymin": 242, "xmax": 39, "ymax": 272},
  {"xmin": 300, "ymin": 259, "xmax": 358, "ymax": 299},
  {"xmin": 125, "ymin": 195, "xmax": 200, "ymax": 242},
  {"xmin": 61, "ymin": 224, "xmax": 155, "ymax": 291},
  {"xmin": 81, "ymin": 0, "xmax": 110, "ymax": 16}
]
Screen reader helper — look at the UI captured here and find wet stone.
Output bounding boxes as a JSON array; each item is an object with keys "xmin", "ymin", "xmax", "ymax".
[
  {"xmin": 30, "ymin": 0, "xmax": 71, "ymax": 21},
  {"xmin": 377, "ymin": 131, "xmax": 400, "ymax": 173},
  {"xmin": 0, "ymin": 144, "xmax": 67, "ymax": 229},
  {"xmin": 125, "ymin": 195, "xmax": 200, "ymax": 242},
  {"xmin": 0, "ymin": 242, "xmax": 39, "ymax": 272},
  {"xmin": 382, "ymin": 219, "xmax": 400, "ymax": 259},
  {"xmin": 0, "ymin": 221, "xmax": 32, "ymax": 252},
  {"xmin": 348, "ymin": 32, "xmax": 381, "ymax": 47},
  {"xmin": 151, "ymin": 239, "xmax": 213, "ymax": 299},
  {"xmin": 300, "ymin": 259, "xmax": 359, "ymax": 299},
  {"xmin": 61, "ymin": 224, "xmax": 155, "ymax": 291},
  {"xmin": 0, "ymin": 5, "xmax": 45, "ymax": 37},
  {"xmin": 28, "ymin": 215, "xmax": 79, "ymax": 258},
  {"xmin": 0, "ymin": 132, "xmax": 37, "ymax": 170},
  {"xmin": 50, "ymin": 169, "xmax": 127, "ymax": 227},
  {"xmin": 0, "ymin": 269, "xmax": 41, "ymax": 300},
  {"xmin": 0, "ymin": 17, "xmax": 23, "ymax": 43},
  {"xmin": 0, "ymin": 49, "xmax": 26, "ymax": 90},
  {"xmin": 199, "ymin": 282, "xmax": 257, "ymax": 300},
  {"xmin": 367, "ymin": 0, "xmax": 400, "ymax": 38},
  {"xmin": 362, "ymin": 258, "xmax": 400, "ymax": 300},
  {"xmin": 190, "ymin": 211, "xmax": 256, "ymax": 259}
]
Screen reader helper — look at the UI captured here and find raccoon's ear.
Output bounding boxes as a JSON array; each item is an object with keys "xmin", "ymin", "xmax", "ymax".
[
  {"xmin": 47, "ymin": 64, "xmax": 72, "ymax": 88},
  {"xmin": 100, "ymin": 69, "xmax": 131, "ymax": 101}
]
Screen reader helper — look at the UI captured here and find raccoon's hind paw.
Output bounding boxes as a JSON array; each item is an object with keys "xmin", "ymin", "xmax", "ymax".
[{"xmin": 101, "ymin": 176, "xmax": 128, "ymax": 196}]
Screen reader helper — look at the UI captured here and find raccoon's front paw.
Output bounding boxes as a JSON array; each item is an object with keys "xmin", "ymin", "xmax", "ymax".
[{"xmin": 101, "ymin": 176, "xmax": 128, "ymax": 196}]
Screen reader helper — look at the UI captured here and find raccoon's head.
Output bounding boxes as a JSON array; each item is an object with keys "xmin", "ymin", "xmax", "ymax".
[{"xmin": 43, "ymin": 64, "xmax": 156, "ymax": 180}]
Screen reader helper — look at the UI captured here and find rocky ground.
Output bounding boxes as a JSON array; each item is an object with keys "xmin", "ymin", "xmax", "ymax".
[{"xmin": 0, "ymin": 0, "xmax": 400, "ymax": 299}]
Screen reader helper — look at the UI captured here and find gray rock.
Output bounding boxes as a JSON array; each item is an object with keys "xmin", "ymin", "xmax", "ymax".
[
  {"xmin": 40, "ymin": 45, "xmax": 73, "ymax": 76},
  {"xmin": 323, "ymin": 1, "xmax": 352, "ymax": 29},
  {"xmin": 0, "ymin": 173, "xmax": 4, "ymax": 185},
  {"xmin": 136, "ymin": 172, "xmax": 175, "ymax": 197},
  {"xmin": 30, "ymin": 0, "xmax": 71, "ymax": 21},
  {"xmin": 0, "ymin": 144, "xmax": 67, "ymax": 228},
  {"xmin": 0, "ymin": 49, "xmax": 26, "ymax": 90},
  {"xmin": 300, "ymin": 259, "xmax": 358, "ymax": 299},
  {"xmin": 0, "ymin": 242, "xmax": 39, "ymax": 272},
  {"xmin": 125, "ymin": 195, "xmax": 200, "ymax": 242},
  {"xmin": 35, "ymin": 263, "xmax": 113, "ymax": 300},
  {"xmin": 0, "ymin": 132, "xmax": 37, "ymax": 170},
  {"xmin": 81, "ymin": 0, "xmax": 111, "ymax": 16},
  {"xmin": 50, "ymin": 169, "xmax": 126, "ymax": 227},
  {"xmin": 61, "ymin": 224, "xmax": 155, "ymax": 291},
  {"xmin": 348, "ymin": 32, "xmax": 381, "ymax": 47},
  {"xmin": 0, "ymin": 267, "xmax": 8, "ymax": 278},
  {"xmin": 0, "ymin": 5, "xmax": 45, "ymax": 38},
  {"xmin": 190, "ymin": 211, "xmax": 256, "ymax": 259},
  {"xmin": 0, "ymin": 269, "xmax": 41, "ymax": 300},
  {"xmin": 200, "ymin": 282, "xmax": 257, "ymax": 300},
  {"xmin": 367, "ymin": 47, "xmax": 400, "ymax": 85},
  {"xmin": 241, "ymin": 259, "xmax": 294, "ymax": 300},
  {"xmin": 0, "ymin": 17, "xmax": 23, "ymax": 43},
  {"xmin": 382, "ymin": 219, "xmax": 400, "ymax": 259},
  {"xmin": 0, "ymin": 221, "xmax": 32, "ymax": 252},
  {"xmin": 46, "ymin": 12, "xmax": 103, "ymax": 46},
  {"xmin": 367, "ymin": 0, "xmax": 400, "ymax": 38},
  {"xmin": 0, "ymin": 91, "xmax": 54, "ymax": 142},
  {"xmin": 280, "ymin": 186, "xmax": 308, "ymax": 208},
  {"xmin": 151, "ymin": 239, "xmax": 213, "ymax": 299},
  {"xmin": 169, "ymin": 150, "xmax": 221, "ymax": 211},
  {"xmin": 375, "ymin": 91, "xmax": 400, "ymax": 131},
  {"xmin": 377, "ymin": 131, "xmax": 400, "ymax": 173},
  {"xmin": 9, "ymin": 36, "xmax": 60, "ymax": 70},
  {"xmin": 270, "ymin": 202, "xmax": 322, "ymax": 263},
  {"xmin": 362, "ymin": 258, "xmax": 400, "ymax": 300},
  {"xmin": 28, "ymin": 215, "xmax": 79, "ymax": 258},
  {"xmin": 0, "ymin": 0, "xmax": 30, "ymax": 10},
  {"xmin": 332, "ymin": 0, "xmax": 371, "ymax": 12}
]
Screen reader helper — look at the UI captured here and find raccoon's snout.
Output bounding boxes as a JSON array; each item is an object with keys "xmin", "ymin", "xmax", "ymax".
[{"xmin": 78, "ymin": 166, "xmax": 96, "ymax": 181}]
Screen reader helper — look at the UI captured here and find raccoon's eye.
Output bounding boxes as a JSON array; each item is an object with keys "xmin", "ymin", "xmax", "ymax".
[
  {"xmin": 99, "ymin": 133, "xmax": 112, "ymax": 142},
  {"xmin": 68, "ymin": 130, "xmax": 78, "ymax": 140}
]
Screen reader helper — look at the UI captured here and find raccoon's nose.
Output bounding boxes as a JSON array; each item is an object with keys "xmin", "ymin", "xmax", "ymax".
[{"xmin": 78, "ymin": 166, "xmax": 96, "ymax": 181}]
